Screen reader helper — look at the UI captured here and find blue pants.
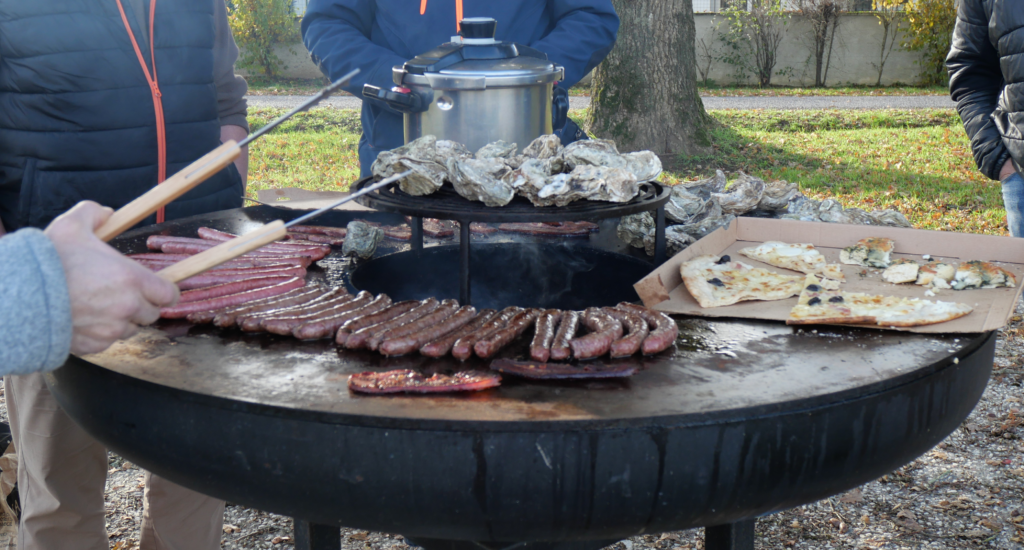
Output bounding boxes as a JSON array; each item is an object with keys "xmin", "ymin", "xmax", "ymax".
[{"xmin": 1002, "ymin": 172, "xmax": 1024, "ymax": 237}]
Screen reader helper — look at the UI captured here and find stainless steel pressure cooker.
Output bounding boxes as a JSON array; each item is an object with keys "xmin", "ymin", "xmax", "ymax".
[{"xmin": 362, "ymin": 18, "xmax": 565, "ymax": 153}]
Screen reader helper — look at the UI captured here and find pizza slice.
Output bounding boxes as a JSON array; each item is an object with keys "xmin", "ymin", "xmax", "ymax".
[
  {"xmin": 738, "ymin": 241, "xmax": 846, "ymax": 281},
  {"xmin": 680, "ymin": 254, "xmax": 806, "ymax": 308},
  {"xmin": 915, "ymin": 261, "xmax": 956, "ymax": 289},
  {"xmin": 788, "ymin": 275, "xmax": 973, "ymax": 327},
  {"xmin": 881, "ymin": 258, "xmax": 919, "ymax": 284},
  {"xmin": 840, "ymin": 237, "xmax": 895, "ymax": 268},
  {"xmin": 951, "ymin": 260, "xmax": 1016, "ymax": 290}
]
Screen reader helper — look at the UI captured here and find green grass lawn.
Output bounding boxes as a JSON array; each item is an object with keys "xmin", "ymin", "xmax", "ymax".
[{"xmin": 246, "ymin": 107, "xmax": 1005, "ymax": 236}]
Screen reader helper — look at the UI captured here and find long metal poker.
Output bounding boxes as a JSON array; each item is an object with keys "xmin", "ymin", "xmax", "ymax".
[
  {"xmin": 95, "ymin": 69, "xmax": 361, "ymax": 241},
  {"xmin": 281, "ymin": 172, "xmax": 410, "ymax": 230}
]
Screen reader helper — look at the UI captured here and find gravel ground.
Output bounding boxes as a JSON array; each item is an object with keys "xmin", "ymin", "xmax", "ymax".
[{"xmin": 0, "ymin": 305, "xmax": 1019, "ymax": 550}]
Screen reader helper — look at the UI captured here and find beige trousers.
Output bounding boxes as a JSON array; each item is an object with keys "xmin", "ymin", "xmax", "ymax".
[{"xmin": 5, "ymin": 373, "xmax": 225, "ymax": 550}]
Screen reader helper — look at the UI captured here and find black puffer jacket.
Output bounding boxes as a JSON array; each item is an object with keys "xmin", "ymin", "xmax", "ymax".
[{"xmin": 946, "ymin": 0, "xmax": 1024, "ymax": 181}]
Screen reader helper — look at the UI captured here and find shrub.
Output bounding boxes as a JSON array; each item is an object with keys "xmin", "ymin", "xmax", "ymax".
[
  {"xmin": 227, "ymin": 0, "xmax": 299, "ymax": 76},
  {"xmin": 902, "ymin": 0, "xmax": 956, "ymax": 86}
]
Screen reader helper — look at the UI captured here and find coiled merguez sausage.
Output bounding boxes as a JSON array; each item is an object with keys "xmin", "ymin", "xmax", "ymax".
[
  {"xmin": 201, "ymin": 287, "xmax": 326, "ymax": 326},
  {"xmin": 569, "ymin": 308, "xmax": 623, "ymax": 360},
  {"xmin": 293, "ymin": 294, "xmax": 393, "ymax": 340},
  {"xmin": 602, "ymin": 308, "xmax": 650, "ymax": 358},
  {"xmin": 238, "ymin": 288, "xmax": 352, "ymax": 332},
  {"xmin": 451, "ymin": 307, "xmax": 523, "ymax": 361},
  {"xmin": 379, "ymin": 305, "xmax": 477, "ymax": 357},
  {"xmin": 369, "ymin": 300, "xmax": 460, "ymax": 352},
  {"xmin": 474, "ymin": 309, "xmax": 542, "ymax": 359},
  {"xmin": 159, "ymin": 277, "xmax": 306, "ymax": 319},
  {"xmin": 529, "ymin": 309, "xmax": 563, "ymax": 362},
  {"xmin": 614, "ymin": 302, "xmax": 679, "ymax": 355},
  {"xmin": 418, "ymin": 309, "xmax": 497, "ymax": 358},
  {"xmin": 549, "ymin": 311, "xmax": 581, "ymax": 361},
  {"xmin": 338, "ymin": 299, "xmax": 436, "ymax": 349}
]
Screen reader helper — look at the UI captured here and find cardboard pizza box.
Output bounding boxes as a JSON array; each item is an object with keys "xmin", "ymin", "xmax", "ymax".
[{"xmin": 634, "ymin": 217, "xmax": 1024, "ymax": 333}]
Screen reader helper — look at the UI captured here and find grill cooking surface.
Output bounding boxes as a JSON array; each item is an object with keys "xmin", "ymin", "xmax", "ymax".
[
  {"xmin": 90, "ymin": 206, "xmax": 978, "ymax": 429},
  {"xmin": 354, "ymin": 177, "xmax": 671, "ymax": 222}
]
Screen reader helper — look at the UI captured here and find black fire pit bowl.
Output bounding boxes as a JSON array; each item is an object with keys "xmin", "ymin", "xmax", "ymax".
[{"xmin": 349, "ymin": 243, "xmax": 653, "ymax": 309}]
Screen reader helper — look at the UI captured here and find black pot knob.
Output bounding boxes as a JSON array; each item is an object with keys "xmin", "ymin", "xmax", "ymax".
[{"xmin": 459, "ymin": 17, "xmax": 496, "ymax": 40}]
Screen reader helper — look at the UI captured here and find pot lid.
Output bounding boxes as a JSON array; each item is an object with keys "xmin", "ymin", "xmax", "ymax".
[{"xmin": 395, "ymin": 18, "xmax": 563, "ymax": 89}]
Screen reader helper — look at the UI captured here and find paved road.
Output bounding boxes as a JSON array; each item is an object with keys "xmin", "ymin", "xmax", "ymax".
[{"xmin": 246, "ymin": 94, "xmax": 955, "ymax": 110}]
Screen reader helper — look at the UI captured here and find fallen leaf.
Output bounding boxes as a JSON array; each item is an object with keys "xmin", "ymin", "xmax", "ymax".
[
  {"xmin": 839, "ymin": 488, "xmax": 864, "ymax": 503},
  {"xmin": 350, "ymin": 532, "xmax": 369, "ymax": 541}
]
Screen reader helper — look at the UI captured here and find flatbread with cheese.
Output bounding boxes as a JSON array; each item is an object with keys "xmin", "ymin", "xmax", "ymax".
[
  {"xmin": 840, "ymin": 237, "xmax": 895, "ymax": 268},
  {"xmin": 788, "ymin": 275, "xmax": 973, "ymax": 327},
  {"xmin": 738, "ymin": 241, "xmax": 845, "ymax": 281},
  {"xmin": 680, "ymin": 255, "xmax": 805, "ymax": 308},
  {"xmin": 951, "ymin": 260, "xmax": 1016, "ymax": 290}
]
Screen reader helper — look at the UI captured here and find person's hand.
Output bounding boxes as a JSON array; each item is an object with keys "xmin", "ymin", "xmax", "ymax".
[
  {"xmin": 1000, "ymin": 158, "xmax": 1017, "ymax": 181},
  {"xmin": 221, "ymin": 124, "xmax": 249, "ymax": 190},
  {"xmin": 44, "ymin": 202, "xmax": 180, "ymax": 355}
]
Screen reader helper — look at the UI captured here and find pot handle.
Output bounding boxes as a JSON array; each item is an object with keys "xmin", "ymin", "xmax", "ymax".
[{"xmin": 362, "ymin": 84, "xmax": 429, "ymax": 113}]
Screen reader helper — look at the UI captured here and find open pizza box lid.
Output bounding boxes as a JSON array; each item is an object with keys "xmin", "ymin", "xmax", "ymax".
[{"xmin": 634, "ymin": 217, "xmax": 1024, "ymax": 333}]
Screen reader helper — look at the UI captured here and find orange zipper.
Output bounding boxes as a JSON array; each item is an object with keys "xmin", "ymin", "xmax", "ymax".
[
  {"xmin": 115, "ymin": 0, "xmax": 168, "ymax": 223},
  {"xmin": 418, "ymin": 0, "xmax": 462, "ymax": 32}
]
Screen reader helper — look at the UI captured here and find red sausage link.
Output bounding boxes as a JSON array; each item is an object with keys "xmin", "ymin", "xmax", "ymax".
[
  {"xmin": 419, "ymin": 309, "xmax": 498, "ymax": 358},
  {"xmin": 286, "ymin": 232, "xmax": 345, "ymax": 246},
  {"xmin": 603, "ymin": 307, "xmax": 650, "ymax": 358},
  {"xmin": 529, "ymin": 310, "xmax": 563, "ymax": 362},
  {"xmin": 474, "ymin": 309, "xmax": 542, "ymax": 359},
  {"xmin": 451, "ymin": 307, "xmax": 523, "ymax": 361},
  {"xmin": 569, "ymin": 308, "xmax": 623, "ymax": 360},
  {"xmin": 158, "ymin": 240, "xmax": 328, "ymax": 260},
  {"xmin": 615, "ymin": 302, "xmax": 678, "ymax": 355},
  {"xmin": 549, "ymin": 311, "xmax": 581, "ymax": 361},
  {"xmin": 130, "ymin": 253, "xmax": 313, "ymax": 269},
  {"xmin": 380, "ymin": 305, "xmax": 477, "ymax": 357},
  {"xmin": 160, "ymin": 277, "xmax": 305, "ymax": 319},
  {"xmin": 339, "ymin": 299, "xmax": 434, "ymax": 349},
  {"xmin": 204, "ymin": 287, "xmax": 326, "ymax": 326},
  {"xmin": 179, "ymin": 276, "xmax": 294, "ymax": 304},
  {"xmin": 292, "ymin": 294, "xmax": 392, "ymax": 340},
  {"xmin": 239, "ymin": 288, "xmax": 352, "ymax": 332},
  {"xmin": 369, "ymin": 299, "xmax": 460, "ymax": 351},
  {"xmin": 258, "ymin": 291, "xmax": 365, "ymax": 335},
  {"xmin": 177, "ymin": 266, "xmax": 307, "ymax": 291}
]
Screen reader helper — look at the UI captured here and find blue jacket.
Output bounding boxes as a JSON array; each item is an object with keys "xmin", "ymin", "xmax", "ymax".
[{"xmin": 301, "ymin": 0, "xmax": 618, "ymax": 176}]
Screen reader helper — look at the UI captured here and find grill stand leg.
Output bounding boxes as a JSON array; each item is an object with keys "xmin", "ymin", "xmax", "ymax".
[
  {"xmin": 654, "ymin": 204, "xmax": 666, "ymax": 265},
  {"xmin": 411, "ymin": 217, "xmax": 424, "ymax": 251},
  {"xmin": 293, "ymin": 519, "xmax": 340, "ymax": 550},
  {"xmin": 459, "ymin": 221, "xmax": 471, "ymax": 306},
  {"xmin": 704, "ymin": 520, "xmax": 754, "ymax": 550}
]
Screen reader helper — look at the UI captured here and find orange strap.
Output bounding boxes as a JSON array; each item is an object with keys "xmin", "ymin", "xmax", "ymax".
[
  {"xmin": 455, "ymin": 0, "xmax": 462, "ymax": 31},
  {"xmin": 115, "ymin": 0, "xmax": 168, "ymax": 223},
  {"xmin": 420, "ymin": 0, "xmax": 427, "ymax": 15}
]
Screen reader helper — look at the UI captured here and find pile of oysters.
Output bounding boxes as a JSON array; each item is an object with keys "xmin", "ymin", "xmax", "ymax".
[
  {"xmin": 371, "ymin": 134, "xmax": 662, "ymax": 208},
  {"xmin": 618, "ymin": 170, "xmax": 913, "ymax": 257}
]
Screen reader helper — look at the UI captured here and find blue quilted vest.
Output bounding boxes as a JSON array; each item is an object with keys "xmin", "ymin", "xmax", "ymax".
[{"xmin": 0, "ymin": 0, "xmax": 243, "ymax": 230}]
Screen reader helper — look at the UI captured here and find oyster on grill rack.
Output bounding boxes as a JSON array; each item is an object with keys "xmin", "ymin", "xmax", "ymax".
[
  {"xmin": 434, "ymin": 140, "xmax": 472, "ymax": 164},
  {"xmin": 371, "ymin": 135, "xmax": 437, "ymax": 177},
  {"xmin": 522, "ymin": 134, "xmax": 563, "ymax": 160},
  {"xmin": 537, "ymin": 165, "xmax": 639, "ymax": 207},
  {"xmin": 623, "ymin": 151, "xmax": 662, "ymax": 183},
  {"xmin": 391, "ymin": 157, "xmax": 448, "ymax": 196},
  {"xmin": 342, "ymin": 221, "xmax": 383, "ymax": 259},
  {"xmin": 504, "ymin": 158, "xmax": 552, "ymax": 206},
  {"xmin": 561, "ymin": 139, "xmax": 625, "ymax": 171},
  {"xmin": 617, "ymin": 212, "xmax": 654, "ymax": 250},
  {"xmin": 476, "ymin": 140, "xmax": 517, "ymax": 159},
  {"xmin": 447, "ymin": 157, "xmax": 514, "ymax": 207},
  {"xmin": 757, "ymin": 180, "xmax": 800, "ymax": 211},
  {"xmin": 643, "ymin": 225, "xmax": 695, "ymax": 257},
  {"xmin": 712, "ymin": 172, "xmax": 765, "ymax": 215}
]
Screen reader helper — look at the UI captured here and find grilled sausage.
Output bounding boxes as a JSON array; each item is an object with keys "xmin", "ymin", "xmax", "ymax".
[
  {"xmin": 529, "ymin": 310, "xmax": 563, "ymax": 362},
  {"xmin": 203, "ymin": 287, "xmax": 326, "ymax": 326},
  {"xmin": 288, "ymin": 225, "xmax": 348, "ymax": 238},
  {"xmin": 339, "ymin": 299, "xmax": 436, "ymax": 349},
  {"xmin": 474, "ymin": 309, "xmax": 542, "ymax": 359},
  {"xmin": 549, "ymin": 310, "xmax": 581, "ymax": 361},
  {"xmin": 614, "ymin": 302, "xmax": 678, "ymax": 355},
  {"xmin": 178, "ymin": 276, "xmax": 295, "ymax": 304},
  {"xmin": 160, "ymin": 278, "xmax": 305, "ymax": 319},
  {"xmin": 451, "ymin": 307, "xmax": 523, "ymax": 361},
  {"xmin": 158, "ymin": 241, "xmax": 328, "ymax": 260},
  {"xmin": 292, "ymin": 294, "xmax": 392, "ymax": 340},
  {"xmin": 258, "ymin": 291, "xmax": 365, "ymax": 335},
  {"xmin": 379, "ymin": 305, "xmax": 478, "ymax": 357},
  {"xmin": 419, "ymin": 309, "xmax": 498, "ymax": 357},
  {"xmin": 602, "ymin": 307, "xmax": 650, "ymax": 358},
  {"xmin": 129, "ymin": 253, "xmax": 313, "ymax": 269},
  {"xmin": 369, "ymin": 300, "xmax": 459, "ymax": 351},
  {"xmin": 286, "ymin": 232, "xmax": 345, "ymax": 246},
  {"xmin": 569, "ymin": 308, "xmax": 623, "ymax": 360},
  {"xmin": 238, "ymin": 288, "xmax": 352, "ymax": 332},
  {"xmin": 178, "ymin": 266, "xmax": 307, "ymax": 290}
]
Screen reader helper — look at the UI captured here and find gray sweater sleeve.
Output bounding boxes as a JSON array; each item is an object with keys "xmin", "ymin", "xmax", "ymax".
[{"xmin": 0, "ymin": 230, "xmax": 72, "ymax": 375}]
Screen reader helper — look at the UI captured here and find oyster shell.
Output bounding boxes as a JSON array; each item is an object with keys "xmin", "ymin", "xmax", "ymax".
[
  {"xmin": 342, "ymin": 221, "xmax": 383, "ymax": 259},
  {"xmin": 505, "ymin": 159, "xmax": 552, "ymax": 205},
  {"xmin": 537, "ymin": 165, "xmax": 639, "ymax": 207},
  {"xmin": 757, "ymin": 180, "xmax": 800, "ymax": 211},
  {"xmin": 560, "ymin": 139, "xmax": 625, "ymax": 171},
  {"xmin": 817, "ymin": 199, "xmax": 848, "ymax": 224},
  {"xmin": 447, "ymin": 157, "xmax": 514, "ymax": 207},
  {"xmin": 712, "ymin": 172, "xmax": 765, "ymax": 215},
  {"xmin": 522, "ymin": 134, "xmax": 563, "ymax": 160},
  {"xmin": 623, "ymin": 151, "xmax": 663, "ymax": 183},
  {"xmin": 391, "ymin": 157, "xmax": 447, "ymax": 196},
  {"xmin": 681, "ymin": 170, "xmax": 727, "ymax": 201},
  {"xmin": 435, "ymin": 140, "xmax": 472, "ymax": 164},
  {"xmin": 616, "ymin": 212, "xmax": 654, "ymax": 249},
  {"xmin": 370, "ymin": 135, "xmax": 438, "ymax": 178},
  {"xmin": 842, "ymin": 207, "xmax": 875, "ymax": 226},
  {"xmin": 644, "ymin": 225, "xmax": 695, "ymax": 257},
  {"xmin": 783, "ymin": 196, "xmax": 822, "ymax": 222},
  {"xmin": 868, "ymin": 209, "xmax": 912, "ymax": 228},
  {"xmin": 665, "ymin": 186, "xmax": 706, "ymax": 224},
  {"xmin": 676, "ymin": 214, "xmax": 736, "ymax": 240},
  {"xmin": 476, "ymin": 140, "xmax": 517, "ymax": 159}
]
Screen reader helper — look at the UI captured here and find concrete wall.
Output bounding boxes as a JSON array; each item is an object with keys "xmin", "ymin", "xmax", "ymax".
[{"xmin": 245, "ymin": 13, "xmax": 927, "ymax": 86}]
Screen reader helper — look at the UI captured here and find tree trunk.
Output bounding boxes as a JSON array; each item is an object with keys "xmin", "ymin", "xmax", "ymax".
[{"xmin": 585, "ymin": 0, "xmax": 713, "ymax": 157}]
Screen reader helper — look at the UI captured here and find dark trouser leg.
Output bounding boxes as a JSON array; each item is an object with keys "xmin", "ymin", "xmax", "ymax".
[
  {"xmin": 704, "ymin": 519, "xmax": 754, "ymax": 550},
  {"xmin": 293, "ymin": 519, "xmax": 340, "ymax": 550}
]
